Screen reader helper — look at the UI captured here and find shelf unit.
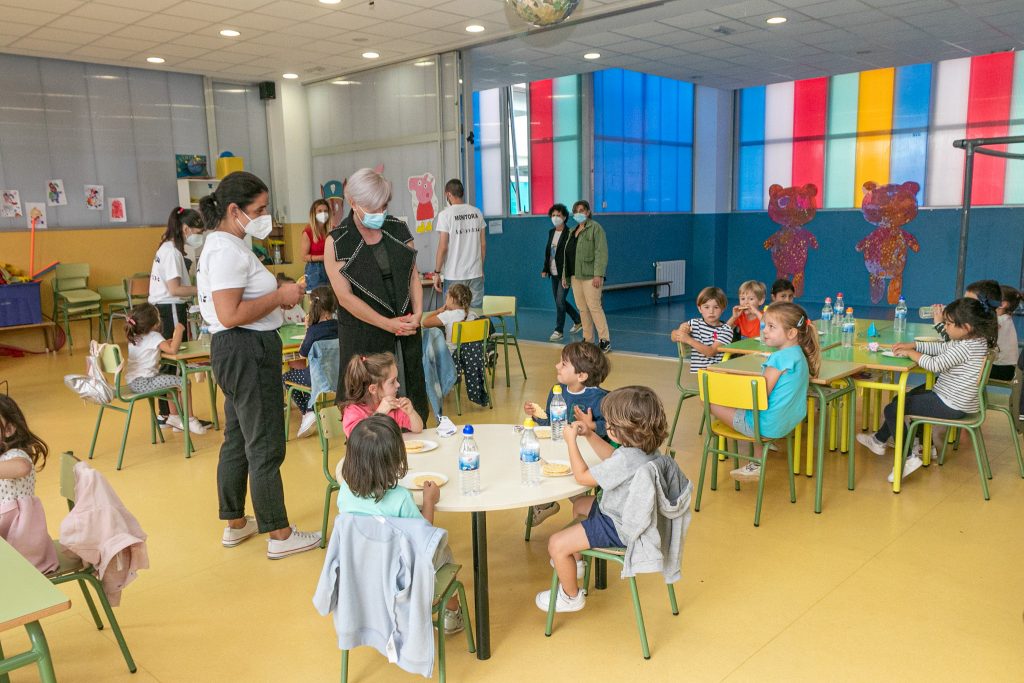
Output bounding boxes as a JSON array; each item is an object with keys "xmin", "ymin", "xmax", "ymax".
[{"xmin": 176, "ymin": 178, "xmax": 219, "ymax": 210}]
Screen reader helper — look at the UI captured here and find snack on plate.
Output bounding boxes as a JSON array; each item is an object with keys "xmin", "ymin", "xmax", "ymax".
[
  {"xmin": 405, "ymin": 440, "xmax": 426, "ymax": 452},
  {"xmin": 542, "ymin": 462, "xmax": 571, "ymax": 477},
  {"xmin": 534, "ymin": 426, "xmax": 551, "ymax": 439},
  {"xmin": 414, "ymin": 474, "xmax": 444, "ymax": 487},
  {"xmin": 528, "ymin": 402, "xmax": 548, "ymax": 420}
]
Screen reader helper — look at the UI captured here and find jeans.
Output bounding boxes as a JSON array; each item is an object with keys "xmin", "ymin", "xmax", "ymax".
[
  {"xmin": 304, "ymin": 261, "xmax": 329, "ymax": 291},
  {"xmin": 874, "ymin": 385, "xmax": 965, "ymax": 444},
  {"xmin": 445, "ymin": 275, "xmax": 485, "ymax": 308},
  {"xmin": 421, "ymin": 327, "xmax": 458, "ymax": 419},
  {"xmin": 550, "ymin": 275, "xmax": 580, "ymax": 332}
]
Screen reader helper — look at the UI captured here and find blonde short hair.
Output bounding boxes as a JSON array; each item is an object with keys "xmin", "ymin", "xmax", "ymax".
[
  {"xmin": 739, "ymin": 280, "xmax": 767, "ymax": 302},
  {"xmin": 345, "ymin": 168, "xmax": 392, "ymax": 212}
]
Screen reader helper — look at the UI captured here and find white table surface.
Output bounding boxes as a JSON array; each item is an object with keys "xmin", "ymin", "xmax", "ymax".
[{"xmin": 403, "ymin": 424, "xmax": 602, "ymax": 513}]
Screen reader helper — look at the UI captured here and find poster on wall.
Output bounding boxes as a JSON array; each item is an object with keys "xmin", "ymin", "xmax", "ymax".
[
  {"xmin": 26, "ymin": 203, "xmax": 46, "ymax": 230},
  {"xmin": 2, "ymin": 190, "xmax": 22, "ymax": 217},
  {"xmin": 46, "ymin": 179, "xmax": 67, "ymax": 206},
  {"xmin": 84, "ymin": 185, "xmax": 104, "ymax": 210},
  {"xmin": 109, "ymin": 197, "xmax": 126, "ymax": 223},
  {"xmin": 407, "ymin": 172, "xmax": 437, "ymax": 233}
]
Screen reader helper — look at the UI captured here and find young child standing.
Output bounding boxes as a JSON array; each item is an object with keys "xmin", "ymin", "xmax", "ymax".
[
  {"xmin": 535, "ymin": 386, "xmax": 683, "ymax": 613},
  {"xmin": 770, "ymin": 278, "xmax": 795, "ymax": 303},
  {"xmin": 858, "ymin": 297, "xmax": 996, "ymax": 481},
  {"xmin": 282, "ymin": 285, "xmax": 339, "ymax": 438},
  {"xmin": 337, "ymin": 415, "xmax": 463, "ymax": 633},
  {"xmin": 709, "ymin": 302, "xmax": 820, "ymax": 482},
  {"xmin": 992, "ymin": 285, "xmax": 1020, "ymax": 381},
  {"xmin": 727, "ymin": 280, "xmax": 767, "ymax": 340},
  {"xmin": 341, "ymin": 352, "xmax": 424, "ymax": 438},
  {"xmin": 124, "ymin": 304, "xmax": 206, "ymax": 435},
  {"xmin": 0, "ymin": 395, "xmax": 58, "ymax": 573},
  {"xmin": 671, "ymin": 286, "xmax": 734, "ymax": 372},
  {"xmin": 421, "ymin": 284, "xmax": 477, "ymax": 421}
]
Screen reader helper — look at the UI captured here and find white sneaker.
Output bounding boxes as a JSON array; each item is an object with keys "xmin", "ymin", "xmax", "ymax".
[
  {"xmin": 887, "ymin": 454, "xmax": 924, "ymax": 483},
  {"xmin": 530, "ymin": 502, "xmax": 560, "ymax": 527},
  {"xmin": 570, "ymin": 323, "xmax": 583, "ymax": 333},
  {"xmin": 296, "ymin": 411, "xmax": 318, "ymax": 438},
  {"xmin": 912, "ymin": 443, "xmax": 937, "ymax": 459},
  {"xmin": 187, "ymin": 417, "xmax": 207, "ymax": 435},
  {"xmin": 443, "ymin": 607, "xmax": 464, "ymax": 635},
  {"xmin": 165, "ymin": 415, "xmax": 184, "ymax": 432},
  {"xmin": 535, "ymin": 586, "xmax": 586, "ymax": 612},
  {"xmin": 550, "ymin": 557, "xmax": 586, "ymax": 579},
  {"xmin": 266, "ymin": 527, "xmax": 321, "ymax": 559},
  {"xmin": 730, "ymin": 462, "xmax": 761, "ymax": 482},
  {"xmin": 856, "ymin": 433, "xmax": 887, "ymax": 456},
  {"xmin": 549, "ymin": 331, "xmax": 564, "ymax": 341},
  {"xmin": 222, "ymin": 516, "xmax": 258, "ymax": 547}
]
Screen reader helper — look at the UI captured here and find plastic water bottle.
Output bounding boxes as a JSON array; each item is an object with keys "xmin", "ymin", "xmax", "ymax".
[
  {"xmin": 549, "ymin": 385, "xmax": 567, "ymax": 442},
  {"xmin": 198, "ymin": 325, "xmax": 211, "ymax": 349},
  {"xmin": 458, "ymin": 425, "xmax": 480, "ymax": 496},
  {"xmin": 520, "ymin": 418, "xmax": 541, "ymax": 486},
  {"xmin": 834, "ymin": 292, "xmax": 845, "ymax": 321},
  {"xmin": 842, "ymin": 308, "xmax": 855, "ymax": 348},
  {"xmin": 759, "ymin": 306, "xmax": 767, "ymax": 341},
  {"xmin": 894, "ymin": 296, "xmax": 908, "ymax": 335},
  {"xmin": 821, "ymin": 297, "xmax": 833, "ymax": 336}
]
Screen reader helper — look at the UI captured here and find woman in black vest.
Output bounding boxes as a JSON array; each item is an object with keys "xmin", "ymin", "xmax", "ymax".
[
  {"xmin": 541, "ymin": 203, "xmax": 582, "ymax": 341},
  {"xmin": 325, "ymin": 168, "xmax": 429, "ymax": 422}
]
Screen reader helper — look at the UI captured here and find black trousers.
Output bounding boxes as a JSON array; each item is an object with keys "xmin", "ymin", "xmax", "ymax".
[
  {"xmin": 874, "ymin": 385, "xmax": 965, "ymax": 444},
  {"xmin": 211, "ymin": 328, "xmax": 289, "ymax": 533},
  {"xmin": 155, "ymin": 302, "xmax": 188, "ymax": 416}
]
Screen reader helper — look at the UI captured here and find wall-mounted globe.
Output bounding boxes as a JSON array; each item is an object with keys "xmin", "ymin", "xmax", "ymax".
[{"xmin": 506, "ymin": 0, "xmax": 581, "ymax": 28}]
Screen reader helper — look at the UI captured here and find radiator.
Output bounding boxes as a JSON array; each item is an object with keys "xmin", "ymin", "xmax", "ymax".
[{"xmin": 654, "ymin": 259, "xmax": 685, "ymax": 298}]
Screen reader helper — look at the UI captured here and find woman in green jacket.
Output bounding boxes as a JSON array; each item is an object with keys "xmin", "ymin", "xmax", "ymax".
[{"xmin": 563, "ymin": 200, "xmax": 610, "ymax": 352}]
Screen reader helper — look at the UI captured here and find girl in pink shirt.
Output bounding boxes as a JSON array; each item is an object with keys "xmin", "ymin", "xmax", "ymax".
[{"xmin": 341, "ymin": 352, "xmax": 424, "ymax": 437}]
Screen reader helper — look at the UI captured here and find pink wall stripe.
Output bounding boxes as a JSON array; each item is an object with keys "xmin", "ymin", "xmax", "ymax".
[
  {"xmin": 792, "ymin": 77, "xmax": 828, "ymax": 195},
  {"xmin": 965, "ymin": 51, "xmax": 1016, "ymax": 205}
]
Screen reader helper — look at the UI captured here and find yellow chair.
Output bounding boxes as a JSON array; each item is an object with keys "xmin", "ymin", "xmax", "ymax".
[
  {"xmin": 450, "ymin": 318, "xmax": 493, "ymax": 416},
  {"xmin": 316, "ymin": 405, "xmax": 345, "ymax": 548},
  {"xmin": 482, "ymin": 295, "xmax": 527, "ymax": 388},
  {"xmin": 52, "ymin": 263, "xmax": 102, "ymax": 353},
  {"xmin": 695, "ymin": 370, "xmax": 796, "ymax": 527}
]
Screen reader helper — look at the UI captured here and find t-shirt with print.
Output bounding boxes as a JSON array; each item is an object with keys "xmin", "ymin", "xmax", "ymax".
[
  {"xmin": 149, "ymin": 240, "xmax": 190, "ymax": 305},
  {"xmin": 685, "ymin": 317, "xmax": 734, "ymax": 372},
  {"xmin": 548, "ymin": 231, "xmax": 561, "ymax": 276},
  {"xmin": 435, "ymin": 203, "xmax": 485, "ymax": 280},
  {"xmin": 436, "ymin": 308, "xmax": 479, "ymax": 350},
  {"xmin": 342, "ymin": 402, "xmax": 414, "ymax": 437},
  {"xmin": 337, "ymin": 482, "xmax": 422, "ymax": 518},
  {"xmin": 744, "ymin": 344, "xmax": 809, "ymax": 438},
  {"xmin": 125, "ymin": 331, "xmax": 165, "ymax": 384},
  {"xmin": 197, "ymin": 231, "xmax": 283, "ymax": 334}
]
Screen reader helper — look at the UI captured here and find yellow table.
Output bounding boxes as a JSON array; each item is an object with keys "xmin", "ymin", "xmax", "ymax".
[{"xmin": 0, "ymin": 538, "xmax": 71, "ymax": 683}]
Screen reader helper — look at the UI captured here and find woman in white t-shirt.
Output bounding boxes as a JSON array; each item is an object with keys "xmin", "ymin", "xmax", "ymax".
[
  {"xmin": 196, "ymin": 171, "xmax": 320, "ymax": 560},
  {"xmin": 420, "ymin": 283, "xmax": 476, "ymax": 420}
]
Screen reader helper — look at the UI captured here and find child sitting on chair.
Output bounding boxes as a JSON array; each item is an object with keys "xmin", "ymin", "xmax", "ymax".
[
  {"xmin": 671, "ymin": 286, "xmax": 734, "ymax": 372},
  {"xmin": 726, "ymin": 280, "xmax": 767, "ymax": 340},
  {"xmin": 770, "ymin": 278, "xmax": 795, "ymax": 303},
  {"xmin": 341, "ymin": 352, "xmax": 424, "ymax": 438},
  {"xmin": 421, "ymin": 283, "xmax": 477, "ymax": 422},
  {"xmin": 282, "ymin": 285, "xmax": 338, "ymax": 438}
]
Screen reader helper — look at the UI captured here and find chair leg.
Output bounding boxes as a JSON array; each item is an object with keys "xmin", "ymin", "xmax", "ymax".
[
  {"xmin": 207, "ymin": 373, "xmax": 220, "ymax": 430},
  {"xmin": 454, "ymin": 375, "xmax": 463, "ymax": 416},
  {"xmin": 966, "ymin": 430, "xmax": 991, "ymax": 500},
  {"xmin": 284, "ymin": 387, "xmax": 294, "ymax": 441},
  {"xmin": 147, "ymin": 398, "xmax": 158, "ymax": 445},
  {"xmin": 435, "ymin": 599, "xmax": 447, "ymax": 683},
  {"xmin": 523, "ymin": 506, "xmax": 533, "ymax": 541},
  {"xmin": 667, "ymin": 583, "xmax": 679, "ymax": 616},
  {"xmin": 81, "ymin": 572, "xmax": 137, "ymax": 673},
  {"xmin": 167, "ymin": 392, "xmax": 190, "ymax": 459},
  {"xmin": 116, "ymin": 402, "xmax": 136, "ymax": 471},
  {"xmin": 544, "ymin": 569, "xmax": 560, "ymax": 636},
  {"xmin": 340, "ymin": 650, "xmax": 349, "ymax": 683},
  {"xmin": 88, "ymin": 406, "xmax": 105, "ymax": 460},
  {"xmin": 627, "ymin": 577, "xmax": 651, "ymax": 660},
  {"xmin": 694, "ymin": 443, "xmax": 712, "ymax": 512},
  {"xmin": 668, "ymin": 393, "xmax": 685, "ymax": 447},
  {"xmin": 1000, "ymin": 408, "xmax": 1024, "ymax": 477},
  {"xmin": 512, "ymin": 339, "xmax": 527, "ymax": 379},
  {"xmin": 457, "ymin": 581, "xmax": 476, "ymax": 653},
  {"xmin": 753, "ymin": 445, "xmax": 768, "ymax": 527},
  {"xmin": 582, "ymin": 555, "xmax": 593, "ymax": 595},
  {"xmin": 77, "ymin": 578, "xmax": 104, "ymax": 630}
]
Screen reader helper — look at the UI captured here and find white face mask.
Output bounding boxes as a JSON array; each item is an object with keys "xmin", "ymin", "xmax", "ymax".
[
  {"xmin": 315, "ymin": 211, "xmax": 329, "ymax": 224},
  {"xmin": 237, "ymin": 211, "xmax": 273, "ymax": 240},
  {"xmin": 185, "ymin": 232, "xmax": 205, "ymax": 248},
  {"xmin": 551, "ymin": 216, "xmax": 565, "ymax": 227}
]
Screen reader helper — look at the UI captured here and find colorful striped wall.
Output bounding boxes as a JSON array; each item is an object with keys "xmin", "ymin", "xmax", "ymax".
[
  {"xmin": 528, "ymin": 75, "xmax": 582, "ymax": 214},
  {"xmin": 737, "ymin": 50, "xmax": 1024, "ymax": 210}
]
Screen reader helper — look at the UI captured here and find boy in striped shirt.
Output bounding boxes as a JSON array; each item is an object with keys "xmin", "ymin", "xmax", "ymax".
[{"xmin": 671, "ymin": 286, "xmax": 734, "ymax": 372}]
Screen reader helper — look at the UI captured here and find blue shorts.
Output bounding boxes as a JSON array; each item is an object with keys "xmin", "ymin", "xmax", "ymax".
[
  {"xmin": 580, "ymin": 500, "xmax": 624, "ymax": 549},
  {"xmin": 732, "ymin": 409, "xmax": 755, "ymax": 437}
]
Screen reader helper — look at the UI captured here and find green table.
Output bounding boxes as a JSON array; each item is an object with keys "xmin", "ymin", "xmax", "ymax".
[{"xmin": 0, "ymin": 539, "xmax": 70, "ymax": 683}]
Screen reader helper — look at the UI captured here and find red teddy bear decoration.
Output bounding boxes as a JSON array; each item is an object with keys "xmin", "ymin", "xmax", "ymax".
[
  {"xmin": 856, "ymin": 181, "xmax": 921, "ymax": 305},
  {"xmin": 763, "ymin": 183, "xmax": 819, "ymax": 297}
]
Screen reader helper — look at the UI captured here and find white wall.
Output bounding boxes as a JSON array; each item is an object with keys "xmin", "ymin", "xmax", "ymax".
[
  {"xmin": 693, "ymin": 85, "xmax": 734, "ymax": 214},
  {"xmin": 265, "ymin": 79, "xmax": 313, "ymax": 223}
]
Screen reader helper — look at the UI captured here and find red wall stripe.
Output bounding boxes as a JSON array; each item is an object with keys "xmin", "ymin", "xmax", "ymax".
[
  {"xmin": 966, "ymin": 51, "xmax": 1015, "ymax": 205},
  {"xmin": 528, "ymin": 79, "xmax": 554, "ymax": 214},
  {"xmin": 791, "ymin": 77, "xmax": 828, "ymax": 196}
]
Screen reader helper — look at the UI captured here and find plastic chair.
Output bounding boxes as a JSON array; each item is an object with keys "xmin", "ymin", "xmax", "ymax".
[
  {"xmin": 86, "ymin": 344, "xmax": 187, "ymax": 470},
  {"xmin": 482, "ymin": 295, "xmax": 527, "ymax": 388},
  {"xmin": 45, "ymin": 452, "xmax": 136, "ymax": 673},
  {"xmin": 983, "ymin": 366, "xmax": 1024, "ymax": 478},
  {"xmin": 315, "ymin": 405, "xmax": 345, "ymax": 548},
  {"xmin": 284, "ymin": 339, "xmax": 339, "ymax": 443},
  {"xmin": 667, "ymin": 342, "xmax": 702, "ymax": 448},
  {"xmin": 103, "ymin": 275, "xmax": 150, "ymax": 343},
  {"xmin": 695, "ymin": 370, "xmax": 796, "ymax": 527},
  {"xmin": 52, "ymin": 263, "xmax": 102, "ymax": 353},
  {"xmin": 450, "ymin": 318, "xmax": 493, "ymax": 416}
]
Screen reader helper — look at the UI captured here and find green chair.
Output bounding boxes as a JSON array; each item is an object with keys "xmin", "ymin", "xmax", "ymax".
[
  {"xmin": 667, "ymin": 342, "xmax": 701, "ymax": 448},
  {"xmin": 46, "ymin": 452, "xmax": 136, "ymax": 673},
  {"xmin": 544, "ymin": 546, "xmax": 679, "ymax": 659},
  {"xmin": 902, "ymin": 358, "xmax": 998, "ymax": 498},
  {"xmin": 52, "ymin": 263, "xmax": 102, "ymax": 354},
  {"xmin": 482, "ymin": 295, "xmax": 527, "ymax": 388},
  {"xmin": 450, "ymin": 318, "xmax": 493, "ymax": 416},
  {"xmin": 695, "ymin": 370, "xmax": 796, "ymax": 527},
  {"xmin": 102, "ymin": 275, "xmax": 150, "ymax": 343},
  {"xmin": 86, "ymin": 344, "xmax": 187, "ymax": 470},
  {"xmin": 315, "ymin": 405, "xmax": 344, "ymax": 548},
  {"xmin": 983, "ymin": 366, "xmax": 1024, "ymax": 478},
  {"xmin": 339, "ymin": 563, "xmax": 475, "ymax": 681}
]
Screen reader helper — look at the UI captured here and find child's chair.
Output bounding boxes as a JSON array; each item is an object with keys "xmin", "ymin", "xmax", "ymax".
[
  {"xmin": 102, "ymin": 275, "xmax": 150, "ymax": 343},
  {"xmin": 52, "ymin": 263, "xmax": 103, "ymax": 353},
  {"xmin": 695, "ymin": 369, "xmax": 796, "ymax": 526},
  {"xmin": 667, "ymin": 342, "xmax": 702, "ymax": 448},
  {"xmin": 450, "ymin": 318, "xmax": 493, "ymax": 415},
  {"xmin": 86, "ymin": 343, "xmax": 188, "ymax": 470},
  {"xmin": 284, "ymin": 339, "xmax": 340, "ymax": 443},
  {"xmin": 482, "ymin": 295, "xmax": 527, "ymax": 388},
  {"xmin": 315, "ymin": 405, "xmax": 345, "ymax": 547},
  {"xmin": 983, "ymin": 365, "xmax": 1024, "ymax": 478},
  {"xmin": 46, "ymin": 452, "xmax": 137, "ymax": 673}
]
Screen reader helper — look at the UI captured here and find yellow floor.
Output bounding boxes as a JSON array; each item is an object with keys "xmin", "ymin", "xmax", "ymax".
[{"xmin": 2, "ymin": 338, "xmax": 1023, "ymax": 682}]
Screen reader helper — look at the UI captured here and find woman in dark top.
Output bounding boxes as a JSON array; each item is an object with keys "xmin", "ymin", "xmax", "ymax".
[
  {"xmin": 542, "ymin": 203, "xmax": 582, "ymax": 341},
  {"xmin": 324, "ymin": 168, "xmax": 429, "ymax": 422}
]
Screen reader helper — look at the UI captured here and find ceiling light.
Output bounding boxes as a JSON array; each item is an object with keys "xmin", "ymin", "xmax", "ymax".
[
  {"xmin": 362, "ymin": 51, "xmax": 380, "ymax": 59},
  {"xmin": 583, "ymin": 52, "xmax": 600, "ymax": 60},
  {"xmin": 414, "ymin": 60, "xmax": 434, "ymax": 67},
  {"xmin": 766, "ymin": 16, "xmax": 787, "ymax": 24},
  {"xmin": 146, "ymin": 56, "xmax": 165, "ymax": 64},
  {"xmin": 282, "ymin": 73, "xmax": 299, "ymax": 79},
  {"xmin": 220, "ymin": 29, "xmax": 240, "ymax": 37},
  {"xmin": 319, "ymin": 0, "xmax": 341, "ymax": 3},
  {"xmin": 466, "ymin": 24, "xmax": 485, "ymax": 33},
  {"xmin": 332, "ymin": 80, "xmax": 359, "ymax": 85}
]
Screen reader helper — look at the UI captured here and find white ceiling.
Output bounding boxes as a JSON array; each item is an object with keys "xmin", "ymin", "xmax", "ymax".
[{"xmin": 0, "ymin": 0, "xmax": 1021, "ymax": 90}]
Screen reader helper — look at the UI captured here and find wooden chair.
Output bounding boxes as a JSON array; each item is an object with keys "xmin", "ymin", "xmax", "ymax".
[
  {"xmin": 450, "ymin": 318, "xmax": 493, "ymax": 416},
  {"xmin": 52, "ymin": 263, "xmax": 102, "ymax": 353},
  {"xmin": 482, "ymin": 295, "xmax": 527, "ymax": 388}
]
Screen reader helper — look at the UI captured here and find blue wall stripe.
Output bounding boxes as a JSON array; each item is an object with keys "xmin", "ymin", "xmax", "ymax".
[
  {"xmin": 889, "ymin": 62, "xmax": 932, "ymax": 204},
  {"xmin": 737, "ymin": 86, "xmax": 766, "ymax": 211}
]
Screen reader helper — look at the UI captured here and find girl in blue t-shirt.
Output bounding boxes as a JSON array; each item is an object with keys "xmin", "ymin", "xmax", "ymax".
[{"xmin": 708, "ymin": 302, "xmax": 820, "ymax": 482}]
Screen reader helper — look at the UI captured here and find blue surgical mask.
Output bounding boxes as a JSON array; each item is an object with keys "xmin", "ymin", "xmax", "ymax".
[
  {"xmin": 358, "ymin": 207, "xmax": 386, "ymax": 230},
  {"xmin": 573, "ymin": 212, "xmax": 587, "ymax": 224}
]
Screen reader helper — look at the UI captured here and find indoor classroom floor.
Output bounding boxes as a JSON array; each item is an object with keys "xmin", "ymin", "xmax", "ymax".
[{"xmin": 1, "ymin": 334, "xmax": 1023, "ymax": 682}]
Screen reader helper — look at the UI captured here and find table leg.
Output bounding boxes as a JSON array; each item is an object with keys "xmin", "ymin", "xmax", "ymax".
[
  {"xmin": 178, "ymin": 361, "xmax": 192, "ymax": 456},
  {"xmin": 793, "ymin": 420, "xmax": 803, "ymax": 475},
  {"xmin": 595, "ymin": 558, "xmax": 607, "ymax": 590},
  {"xmin": 921, "ymin": 371, "xmax": 935, "ymax": 465},
  {"xmin": 26, "ymin": 621, "xmax": 57, "ymax": 683},
  {"xmin": 813, "ymin": 386, "xmax": 827, "ymax": 513},
  {"xmin": 471, "ymin": 511, "xmax": 490, "ymax": 660},
  {"xmin": 805, "ymin": 397, "xmax": 815, "ymax": 477},
  {"xmin": 891, "ymin": 372, "xmax": 911, "ymax": 493}
]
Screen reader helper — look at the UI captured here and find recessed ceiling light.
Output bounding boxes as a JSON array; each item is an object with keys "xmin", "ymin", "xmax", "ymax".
[
  {"xmin": 414, "ymin": 60, "xmax": 434, "ymax": 67},
  {"xmin": 466, "ymin": 24, "xmax": 485, "ymax": 33},
  {"xmin": 583, "ymin": 52, "xmax": 600, "ymax": 60},
  {"xmin": 282, "ymin": 73, "xmax": 299, "ymax": 79},
  {"xmin": 766, "ymin": 16, "xmax": 787, "ymax": 24},
  {"xmin": 220, "ymin": 29, "xmax": 240, "ymax": 37},
  {"xmin": 146, "ymin": 56, "xmax": 165, "ymax": 64},
  {"xmin": 332, "ymin": 80, "xmax": 359, "ymax": 85},
  {"xmin": 362, "ymin": 51, "xmax": 380, "ymax": 59},
  {"xmin": 319, "ymin": 0, "xmax": 341, "ymax": 4}
]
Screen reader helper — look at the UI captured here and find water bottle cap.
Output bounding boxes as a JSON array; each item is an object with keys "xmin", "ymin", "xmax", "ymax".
[
  {"xmin": 552, "ymin": 385, "xmax": 562, "ymax": 394},
  {"xmin": 462, "ymin": 425, "xmax": 474, "ymax": 435},
  {"xmin": 898, "ymin": 296, "xmax": 905, "ymax": 302},
  {"xmin": 838, "ymin": 292, "xmax": 844, "ymax": 296},
  {"xmin": 846, "ymin": 307, "xmax": 853, "ymax": 313},
  {"xmin": 523, "ymin": 418, "xmax": 536, "ymax": 429},
  {"xmin": 825, "ymin": 297, "xmax": 832, "ymax": 303}
]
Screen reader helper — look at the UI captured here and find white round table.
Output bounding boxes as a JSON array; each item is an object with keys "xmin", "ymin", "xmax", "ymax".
[{"xmin": 403, "ymin": 424, "xmax": 602, "ymax": 660}]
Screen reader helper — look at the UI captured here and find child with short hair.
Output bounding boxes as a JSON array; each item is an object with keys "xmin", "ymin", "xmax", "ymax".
[
  {"xmin": 337, "ymin": 415, "xmax": 463, "ymax": 633},
  {"xmin": 671, "ymin": 286, "xmax": 734, "ymax": 372},
  {"xmin": 709, "ymin": 302, "xmax": 820, "ymax": 482},
  {"xmin": 0, "ymin": 395, "xmax": 58, "ymax": 573},
  {"xmin": 421, "ymin": 283, "xmax": 477, "ymax": 420},
  {"xmin": 282, "ymin": 285, "xmax": 339, "ymax": 438},
  {"xmin": 771, "ymin": 278, "xmax": 796, "ymax": 303},
  {"xmin": 124, "ymin": 303, "xmax": 206, "ymax": 434},
  {"xmin": 535, "ymin": 386, "xmax": 685, "ymax": 613},
  {"xmin": 991, "ymin": 285, "xmax": 1020, "ymax": 381},
  {"xmin": 727, "ymin": 280, "xmax": 767, "ymax": 339},
  {"xmin": 341, "ymin": 352, "xmax": 424, "ymax": 437}
]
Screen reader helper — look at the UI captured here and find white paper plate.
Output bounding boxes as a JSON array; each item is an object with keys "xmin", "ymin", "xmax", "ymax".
[
  {"xmin": 881, "ymin": 350, "xmax": 898, "ymax": 357},
  {"xmin": 542, "ymin": 459, "xmax": 573, "ymax": 477},
  {"xmin": 404, "ymin": 438, "xmax": 438, "ymax": 454},
  {"xmin": 399, "ymin": 471, "xmax": 448, "ymax": 490},
  {"xmin": 290, "ymin": 334, "xmax": 305, "ymax": 341},
  {"xmin": 914, "ymin": 336, "xmax": 941, "ymax": 343}
]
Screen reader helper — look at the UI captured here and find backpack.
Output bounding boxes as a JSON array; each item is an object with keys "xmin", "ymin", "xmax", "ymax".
[{"xmin": 63, "ymin": 340, "xmax": 118, "ymax": 405}]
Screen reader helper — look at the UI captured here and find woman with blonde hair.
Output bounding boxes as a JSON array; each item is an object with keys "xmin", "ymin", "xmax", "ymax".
[{"xmin": 300, "ymin": 198, "xmax": 332, "ymax": 291}]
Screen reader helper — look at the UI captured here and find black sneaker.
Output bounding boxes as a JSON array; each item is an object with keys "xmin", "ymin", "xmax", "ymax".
[
  {"xmin": 599, "ymin": 339, "xmax": 611, "ymax": 353},
  {"xmin": 197, "ymin": 418, "xmax": 214, "ymax": 429}
]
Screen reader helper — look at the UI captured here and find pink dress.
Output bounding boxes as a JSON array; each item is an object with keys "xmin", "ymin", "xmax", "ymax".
[
  {"xmin": 342, "ymin": 403, "xmax": 413, "ymax": 437},
  {"xmin": 0, "ymin": 449, "xmax": 58, "ymax": 573}
]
